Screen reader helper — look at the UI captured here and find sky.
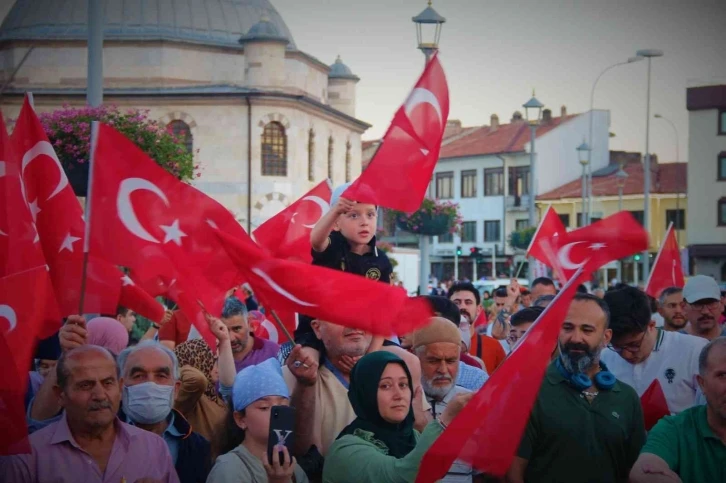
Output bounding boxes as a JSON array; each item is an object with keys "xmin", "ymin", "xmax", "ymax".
[
  {"xmin": 271, "ymin": 0, "xmax": 726, "ymax": 162},
  {"xmin": 0, "ymin": 0, "xmax": 724, "ymax": 162}
]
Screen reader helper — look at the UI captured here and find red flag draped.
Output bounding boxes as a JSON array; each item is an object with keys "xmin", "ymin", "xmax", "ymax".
[
  {"xmin": 0, "ymin": 329, "xmax": 30, "ymax": 455},
  {"xmin": 645, "ymin": 223, "xmax": 684, "ymax": 299},
  {"xmin": 343, "ymin": 54, "xmax": 449, "ymax": 211},
  {"xmin": 253, "ymin": 180, "xmax": 332, "ymax": 263},
  {"xmin": 526, "ymin": 206, "xmax": 567, "ymax": 265},
  {"xmin": 89, "ymin": 123, "xmax": 246, "ymax": 344},
  {"xmin": 640, "ymin": 379, "xmax": 670, "ymax": 431},
  {"xmin": 214, "ymin": 228, "xmax": 433, "ymax": 336},
  {"xmin": 543, "ymin": 211, "xmax": 649, "ymax": 285},
  {"xmin": 416, "ymin": 270, "xmax": 584, "ymax": 481}
]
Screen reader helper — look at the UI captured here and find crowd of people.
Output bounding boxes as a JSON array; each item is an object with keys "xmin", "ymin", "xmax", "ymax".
[{"xmin": 2, "ymin": 186, "xmax": 726, "ymax": 483}]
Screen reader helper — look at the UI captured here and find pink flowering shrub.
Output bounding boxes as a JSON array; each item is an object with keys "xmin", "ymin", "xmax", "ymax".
[
  {"xmin": 385, "ymin": 198, "xmax": 462, "ymax": 236},
  {"xmin": 38, "ymin": 105, "xmax": 198, "ymax": 181}
]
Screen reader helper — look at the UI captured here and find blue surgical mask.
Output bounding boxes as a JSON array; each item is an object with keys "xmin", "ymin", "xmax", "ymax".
[{"xmin": 122, "ymin": 382, "xmax": 174, "ymax": 424}]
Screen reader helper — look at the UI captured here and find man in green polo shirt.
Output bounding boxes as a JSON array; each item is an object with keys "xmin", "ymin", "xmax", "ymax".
[
  {"xmin": 630, "ymin": 337, "xmax": 726, "ymax": 483},
  {"xmin": 506, "ymin": 293, "xmax": 646, "ymax": 483}
]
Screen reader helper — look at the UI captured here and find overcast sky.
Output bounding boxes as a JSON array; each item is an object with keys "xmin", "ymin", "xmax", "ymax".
[{"xmin": 1, "ymin": 0, "xmax": 724, "ymax": 162}]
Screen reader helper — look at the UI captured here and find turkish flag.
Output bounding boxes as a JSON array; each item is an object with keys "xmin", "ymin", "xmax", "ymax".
[
  {"xmin": 214, "ymin": 228, "xmax": 433, "ymax": 337},
  {"xmin": 247, "ymin": 308, "xmax": 297, "ymax": 344},
  {"xmin": 11, "ymin": 98, "xmax": 119, "ymax": 316},
  {"xmin": 645, "ymin": 223, "xmax": 684, "ymax": 299},
  {"xmin": 527, "ymin": 206, "xmax": 567, "ymax": 264},
  {"xmin": 416, "ymin": 269, "xmax": 584, "ymax": 481},
  {"xmin": 253, "ymin": 180, "xmax": 332, "ymax": 263},
  {"xmin": 119, "ymin": 273, "xmax": 165, "ymax": 323},
  {"xmin": 543, "ymin": 211, "xmax": 649, "ymax": 284},
  {"xmin": 640, "ymin": 379, "xmax": 670, "ymax": 431},
  {"xmin": 89, "ymin": 123, "xmax": 245, "ymax": 344},
  {"xmin": 343, "ymin": 54, "xmax": 449, "ymax": 212}
]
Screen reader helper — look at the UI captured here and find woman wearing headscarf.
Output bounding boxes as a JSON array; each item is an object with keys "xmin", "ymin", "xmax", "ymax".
[
  {"xmin": 323, "ymin": 351, "xmax": 472, "ymax": 483},
  {"xmin": 207, "ymin": 358, "xmax": 309, "ymax": 483},
  {"xmin": 86, "ymin": 316, "xmax": 130, "ymax": 355},
  {"xmin": 174, "ymin": 313, "xmax": 237, "ymax": 443}
]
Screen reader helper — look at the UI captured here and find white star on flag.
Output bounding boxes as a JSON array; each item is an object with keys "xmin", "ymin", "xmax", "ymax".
[
  {"xmin": 160, "ymin": 219, "xmax": 187, "ymax": 246},
  {"xmin": 59, "ymin": 233, "xmax": 82, "ymax": 253},
  {"xmin": 28, "ymin": 199, "xmax": 41, "ymax": 221},
  {"xmin": 589, "ymin": 242, "xmax": 607, "ymax": 251},
  {"xmin": 121, "ymin": 275, "xmax": 134, "ymax": 286}
]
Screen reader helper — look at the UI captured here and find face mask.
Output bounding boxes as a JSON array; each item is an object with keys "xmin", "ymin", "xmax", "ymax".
[{"xmin": 122, "ymin": 382, "xmax": 174, "ymax": 424}]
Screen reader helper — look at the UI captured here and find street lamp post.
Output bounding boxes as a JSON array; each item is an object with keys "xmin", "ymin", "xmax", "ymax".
[
  {"xmin": 636, "ymin": 49, "xmax": 664, "ymax": 281},
  {"xmin": 412, "ymin": 1, "xmax": 446, "ymax": 61},
  {"xmin": 654, "ymin": 113, "xmax": 681, "ymax": 244},
  {"xmin": 586, "ymin": 56, "xmax": 643, "ymax": 224},
  {"xmin": 615, "ymin": 167, "xmax": 628, "ymax": 283},
  {"xmin": 577, "ymin": 141, "xmax": 590, "ymax": 226},
  {"xmin": 87, "ymin": 0, "xmax": 104, "ymax": 107},
  {"xmin": 523, "ymin": 92, "xmax": 544, "ymax": 283},
  {"xmin": 413, "ymin": 1, "xmax": 445, "ymax": 295}
]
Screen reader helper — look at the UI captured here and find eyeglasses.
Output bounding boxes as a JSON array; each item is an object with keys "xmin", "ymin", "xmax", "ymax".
[
  {"xmin": 607, "ymin": 331, "xmax": 647, "ymax": 354},
  {"xmin": 688, "ymin": 300, "xmax": 721, "ymax": 311}
]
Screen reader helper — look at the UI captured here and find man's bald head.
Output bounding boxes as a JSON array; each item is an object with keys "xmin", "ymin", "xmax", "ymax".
[{"xmin": 57, "ymin": 345, "xmax": 117, "ymax": 391}]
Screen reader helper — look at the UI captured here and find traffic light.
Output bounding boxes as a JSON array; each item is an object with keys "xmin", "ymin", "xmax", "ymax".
[
  {"xmin": 634, "ymin": 254, "xmax": 641, "ymax": 261},
  {"xmin": 469, "ymin": 247, "xmax": 485, "ymax": 260},
  {"xmin": 456, "ymin": 246, "xmax": 462, "ymax": 256}
]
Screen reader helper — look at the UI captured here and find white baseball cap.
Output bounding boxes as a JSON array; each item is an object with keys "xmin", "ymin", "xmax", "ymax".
[{"xmin": 682, "ymin": 275, "xmax": 720, "ymax": 303}]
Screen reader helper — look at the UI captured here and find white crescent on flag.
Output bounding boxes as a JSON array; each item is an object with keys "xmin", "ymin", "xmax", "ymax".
[
  {"xmin": 117, "ymin": 178, "xmax": 170, "ymax": 243},
  {"xmin": 0, "ymin": 304, "xmax": 17, "ymax": 332},
  {"xmin": 404, "ymin": 88, "xmax": 443, "ymax": 126},
  {"xmin": 558, "ymin": 242, "xmax": 590, "ymax": 271},
  {"xmin": 21, "ymin": 141, "xmax": 68, "ymax": 201},
  {"xmin": 292, "ymin": 195, "xmax": 330, "ymax": 229}
]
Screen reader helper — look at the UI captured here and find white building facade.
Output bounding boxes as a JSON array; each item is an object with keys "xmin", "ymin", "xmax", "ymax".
[
  {"xmin": 0, "ymin": 0, "xmax": 369, "ymax": 231},
  {"xmin": 425, "ymin": 108, "xmax": 610, "ymax": 281},
  {"xmin": 686, "ymin": 83, "xmax": 726, "ymax": 281}
]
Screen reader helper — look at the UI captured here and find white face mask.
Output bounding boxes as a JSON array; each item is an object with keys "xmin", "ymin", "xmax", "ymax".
[{"xmin": 122, "ymin": 381, "xmax": 174, "ymax": 424}]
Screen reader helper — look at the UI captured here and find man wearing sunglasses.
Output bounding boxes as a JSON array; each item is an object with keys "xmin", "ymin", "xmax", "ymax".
[
  {"xmin": 680, "ymin": 275, "xmax": 726, "ymax": 341},
  {"xmin": 601, "ymin": 286, "xmax": 707, "ymax": 414}
]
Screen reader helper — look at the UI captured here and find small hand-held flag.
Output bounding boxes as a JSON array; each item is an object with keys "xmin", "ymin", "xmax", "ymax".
[
  {"xmin": 640, "ymin": 379, "xmax": 670, "ymax": 431},
  {"xmin": 645, "ymin": 223, "xmax": 684, "ymax": 299}
]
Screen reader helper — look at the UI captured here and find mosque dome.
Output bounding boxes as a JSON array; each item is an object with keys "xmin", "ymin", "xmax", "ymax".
[
  {"xmin": 328, "ymin": 55, "xmax": 359, "ymax": 81},
  {"xmin": 0, "ymin": 0, "xmax": 296, "ymax": 49},
  {"xmin": 238, "ymin": 16, "xmax": 289, "ymax": 44}
]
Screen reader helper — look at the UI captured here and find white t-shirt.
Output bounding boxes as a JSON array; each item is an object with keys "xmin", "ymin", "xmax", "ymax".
[
  {"xmin": 426, "ymin": 385, "xmax": 475, "ymax": 483},
  {"xmin": 601, "ymin": 329, "xmax": 708, "ymax": 414}
]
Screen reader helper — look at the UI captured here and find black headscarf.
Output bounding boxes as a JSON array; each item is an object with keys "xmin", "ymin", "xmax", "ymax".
[{"xmin": 337, "ymin": 351, "xmax": 417, "ymax": 458}]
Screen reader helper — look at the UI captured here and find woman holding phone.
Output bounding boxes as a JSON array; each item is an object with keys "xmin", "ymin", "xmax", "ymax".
[
  {"xmin": 323, "ymin": 351, "xmax": 472, "ymax": 483},
  {"xmin": 207, "ymin": 358, "xmax": 309, "ymax": 483}
]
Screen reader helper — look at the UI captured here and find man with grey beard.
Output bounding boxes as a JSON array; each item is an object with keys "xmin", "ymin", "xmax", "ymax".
[
  {"xmin": 412, "ymin": 317, "xmax": 477, "ymax": 483},
  {"xmin": 506, "ymin": 293, "xmax": 645, "ymax": 483}
]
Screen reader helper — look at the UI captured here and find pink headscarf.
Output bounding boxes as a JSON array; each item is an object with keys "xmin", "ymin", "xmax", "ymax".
[{"xmin": 87, "ymin": 317, "xmax": 129, "ymax": 355}]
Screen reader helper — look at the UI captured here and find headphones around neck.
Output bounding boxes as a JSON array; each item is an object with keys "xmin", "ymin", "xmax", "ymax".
[{"xmin": 555, "ymin": 357, "xmax": 616, "ymax": 391}]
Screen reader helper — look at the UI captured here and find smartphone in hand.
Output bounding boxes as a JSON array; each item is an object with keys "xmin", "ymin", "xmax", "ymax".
[{"xmin": 267, "ymin": 405, "xmax": 296, "ymax": 466}]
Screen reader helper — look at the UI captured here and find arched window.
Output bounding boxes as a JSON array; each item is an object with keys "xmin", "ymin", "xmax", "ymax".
[
  {"xmin": 308, "ymin": 129, "xmax": 316, "ymax": 182},
  {"xmin": 261, "ymin": 122, "xmax": 288, "ymax": 176},
  {"xmin": 345, "ymin": 141, "xmax": 352, "ymax": 182},
  {"xmin": 327, "ymin": 136, "xmax": 334, "ymax": 181},
  {"xmin": 167, "ymin": 120, "xmax": 193, "ymax": 153}
]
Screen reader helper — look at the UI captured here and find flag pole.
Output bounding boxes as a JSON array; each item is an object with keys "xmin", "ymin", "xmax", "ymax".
[
  {"xmin": 644, "ymin": 222, "xmax": 672, "ymax": 294},
  {"xmin": 514, "ymin": 259, "xmax": 526, "ymax": 278},
  {"xmin": 79, "ymin": 121, "xmax": 99, "ymax": 314},
  {"xmin": 269, "ymin": 309, "xmax": 294, "ymax": 344}
]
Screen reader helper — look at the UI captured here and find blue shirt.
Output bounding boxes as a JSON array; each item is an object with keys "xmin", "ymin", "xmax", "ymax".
[
  {"xmin": 128, "ymin": 411, "xmax": 183, "ymax": 464},
  {"xmin": 456, "ymin": 361, "xmax": 488, "ymax": 391}
]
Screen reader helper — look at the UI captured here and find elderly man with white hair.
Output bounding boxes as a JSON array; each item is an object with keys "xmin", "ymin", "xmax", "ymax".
[{"xmin": 117, "ymin": 340, "xmax": 212, "ymax": 483}]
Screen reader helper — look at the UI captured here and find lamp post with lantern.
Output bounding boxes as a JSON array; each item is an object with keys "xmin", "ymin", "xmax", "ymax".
[
  {"xmin": 615, "ymin": 167, "xmax": 629, "ymax": 283},
  {"xmin": 413, "ymin": 1, "xmax": 445, "ymax": 294},
  {"xmin": 577, "ymin": 141, "xmax": 590, "ymax": 226},
  {"xmin": 523, "ymin": 92, "xmax": 544, "ymax": 283}
]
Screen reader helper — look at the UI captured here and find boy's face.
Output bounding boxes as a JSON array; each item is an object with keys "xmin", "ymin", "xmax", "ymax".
[{"xmin": 336, "ymin": 203, "xmax": 377, "ymax": 245}]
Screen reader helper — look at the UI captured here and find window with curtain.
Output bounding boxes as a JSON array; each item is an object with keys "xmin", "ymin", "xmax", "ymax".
[
  {"xmin": 328, "ymin": 136, "xmax": 334, "ymax": 180},
  {"xmin": 484, "ymin": 168, "xmax": 503, "ymax": 196},
  {"xmin": 435, "ymin": 171, "xmax": 454, "ymax": 199},
  {"xmin": 461, "ymin": 170, "xmax": 477, "ymax": 198},
  {"xmin": 484, "ymin": 220, "xmax": 500, "ymax": 242},
  {"xmin": 665, "ymin": 209, "xmax": 685, "ymax": 230},
  {"xmin": 167, "ymin": 120, "xmax": 193, "ymax": 154},
  {"xmin": 261, "ymin": 122, "xmax": 287, "ymax": 176},
  {"xmin": 461, "ymin": 221, "xmax": 477, "ymax": 242},
  {"xmin": 308, "ymin": 129, "xmax": 315, "ymax": 181},
  {"xmin": 508, "ymin": 166, "xmax": 530, "ymax": 196},
  {"xmin": 515, "ymin": 219, "xmax": 529, "ymax": 231},
  {"xmin": 718, "ymin": 152, "xmax": 726, "ymax": 180}
]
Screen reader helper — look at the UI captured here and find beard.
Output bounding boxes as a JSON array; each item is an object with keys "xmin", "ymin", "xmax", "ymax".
[
  {"xmin": 558, "ymin": 340, "xmax": 602, "ymax": 374},
  {"xmin": 422, "ymin": 375, "xmax": 453, "ymax": 401}
]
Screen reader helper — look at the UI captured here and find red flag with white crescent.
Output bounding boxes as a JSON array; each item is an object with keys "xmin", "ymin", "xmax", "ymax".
[
  {"xmin": 645, "ymin": 223, "xmax": 684, "ymax": 299},
  {"xmin": 253, "ymin": 180, "xmax": 332, "ymax": 263},
  {"xmin": 343, "ymin": 54, "xmax": 449, "ymax": 211}
]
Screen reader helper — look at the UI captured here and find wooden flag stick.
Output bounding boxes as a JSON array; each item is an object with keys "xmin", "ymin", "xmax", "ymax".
[
  {"xmin": 514, "ymin": 259, "xmax": 526, "ymax": 279},
  {"xmin": 269, "ymin": 309, "xmax": 294, "ymax": 344}
]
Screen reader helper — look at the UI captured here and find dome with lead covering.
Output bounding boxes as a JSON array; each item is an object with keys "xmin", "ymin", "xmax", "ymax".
[
  {"xmin": 0, "ymin": 0, "xmax": 296, "ymax": 49},
  {"xmin": 328, "ymin": 55, "xmax": 359, "ymax": 81}
]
